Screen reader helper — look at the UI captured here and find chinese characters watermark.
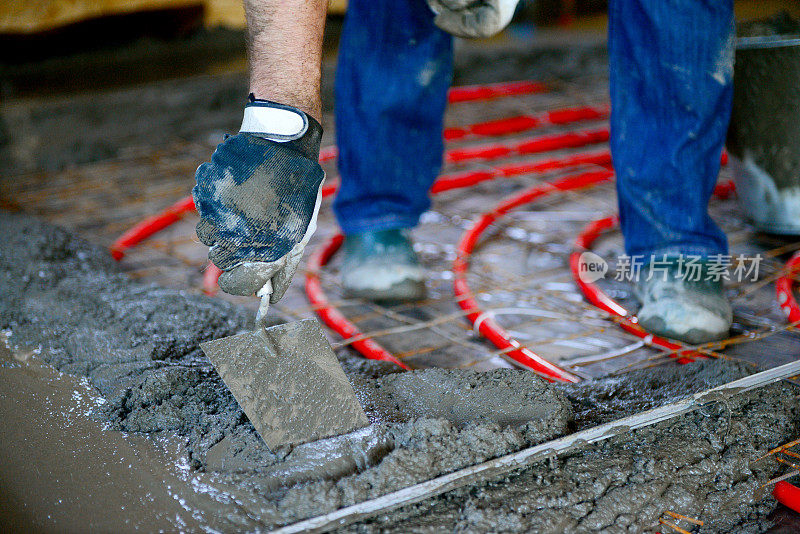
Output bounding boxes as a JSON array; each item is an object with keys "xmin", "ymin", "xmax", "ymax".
[{"xmin": 576, "ymin": 252, "xmax": 763, "ymax": 283}]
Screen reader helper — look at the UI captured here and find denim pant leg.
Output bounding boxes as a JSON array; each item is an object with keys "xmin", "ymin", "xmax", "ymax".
[
  {"xmin": 609, "ymin": 0, "xmax": 734, "ymax": 259},
  {"xmin": 333, "ymin": 0, "xmax": 453, "ymax": 235}
]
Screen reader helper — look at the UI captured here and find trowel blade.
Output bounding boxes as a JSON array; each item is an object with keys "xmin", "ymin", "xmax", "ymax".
[{"xmin": 200, "ymin": 318, "xmax": 368, "ymax": 450}]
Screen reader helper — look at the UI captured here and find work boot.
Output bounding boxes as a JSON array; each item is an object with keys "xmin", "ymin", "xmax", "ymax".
[
  {"xmin": 341, "ymin": 229, "xmax": 427, "ymax": 302},
  {"xmin": 635, "ymin": 258, "xmax": 732, "ymax": 344}
]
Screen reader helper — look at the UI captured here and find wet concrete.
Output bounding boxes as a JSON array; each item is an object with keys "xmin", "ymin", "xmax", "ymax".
[
  {"xmin": 0, "ymin": 340, "xmax": 222, "ymax": 533},
  {"xmin": 356, "ymin": 381, "xmax": 800, "ymax": 533},
  {"xmin": 1, "ymin": 210, "xmax": 798, "ymax": 532},
  {"xmin": 0, "ymin": 210, "xmax": 575, "ymax": 525}
]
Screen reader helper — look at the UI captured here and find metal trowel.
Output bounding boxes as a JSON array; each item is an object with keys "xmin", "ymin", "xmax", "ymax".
[{"xmin": 200, "ymin": 281, "xmax": 368, "ymax": 450}]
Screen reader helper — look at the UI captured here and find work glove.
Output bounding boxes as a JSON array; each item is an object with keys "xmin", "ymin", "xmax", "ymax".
[
  {"xmin": 427, "ymin": 0, "xmax": 521, "ymax": 39},
  {"xmin": 193, "ymin": 96, "xmax": 324, "ymax": 320}
]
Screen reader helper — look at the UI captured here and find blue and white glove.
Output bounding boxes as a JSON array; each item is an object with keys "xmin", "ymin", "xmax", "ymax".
[
  {"xmin": 427, "ymin": 0, "xmax": 520, "ymax": 38},
  {"xmin": 193, "ymin": 96, "xmax": 324, "ymax": 321}
]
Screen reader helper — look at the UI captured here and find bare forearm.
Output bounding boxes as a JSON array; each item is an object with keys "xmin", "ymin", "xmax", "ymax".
[{"xmin": 244, "ymin": 0, "xmax": 327, "ymax": 121}]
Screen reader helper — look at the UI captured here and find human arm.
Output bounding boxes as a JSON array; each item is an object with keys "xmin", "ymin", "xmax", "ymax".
[{"xmin": 192, "ymin": 0, "xmax": 328, "ymax": 319}]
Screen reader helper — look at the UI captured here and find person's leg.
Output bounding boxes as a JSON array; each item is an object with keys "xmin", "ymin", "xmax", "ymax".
[
  {"xmin": 334, "ymin": 0, "xmax": 453, "ymax": 235},
  {"xmin": 609, "ymin": 0, "xmax": 735, "ymax": 343},
  {"xmin": 334, "ymin": 0, "xmax": 453, "ymax": 301},
  {"xmin": 610, "ymin": 0, "xmax": 733, "ymax": 258}
]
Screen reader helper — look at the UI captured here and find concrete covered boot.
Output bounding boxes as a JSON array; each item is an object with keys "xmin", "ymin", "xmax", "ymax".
[
  {"xmin": 341, "ymin": 229, "xmax": 427, "ymax": 302},
  {"xmin": 636, "ymin": 259, "xmax": 732, "ymax": 344}
]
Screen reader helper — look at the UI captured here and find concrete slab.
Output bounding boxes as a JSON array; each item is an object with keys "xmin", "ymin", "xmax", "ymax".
[{"xmin": 200, "ymin": 318, "xmax": 368, "ymax": 450}]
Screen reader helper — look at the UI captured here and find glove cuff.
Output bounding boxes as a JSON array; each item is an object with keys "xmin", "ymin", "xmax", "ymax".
[{"xmin": 240, "ymin": 95, "xmax": 322, "ymax": 161}]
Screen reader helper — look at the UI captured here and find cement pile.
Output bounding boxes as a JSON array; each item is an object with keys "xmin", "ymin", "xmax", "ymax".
[{"xmin": 1, "ymin": 210, "xmax": 797, "ymax": 532}]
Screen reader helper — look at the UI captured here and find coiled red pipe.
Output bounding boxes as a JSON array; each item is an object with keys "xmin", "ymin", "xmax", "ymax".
[
  {"xmin": 571, "ymin": 215, "xmax": 698, "ymax": 364},
  {"xmin": 453, "ymin": 170, "xmax": 616, "ymax": 382},
  {"xmin": 447, "ymin": 80, "xmax": 547, "ymax": 103},
  {"xmin": 443, "ymin": 105, "xmax": 608, "ymax": 141},
  {"xmin": 446, "ymin": 127, "xmax": 608, "ymax": 164},
  {"xmin": 305, "ymin": 234, "xmax": 409, "ymax": 370},
  {"xmin": 455, "ymin": 158, "xmax": 736, "ymax": 377},
  {"xmin": 304, "ymin": 151, "xmax": 614, "ymax": 373},
  {"xmin": 110, "ymin": 196, "xmax": 196, "ymax": 261},
  {"xmin": 431, "ymin": 149, "xmax": 611, "ymax": 194}
]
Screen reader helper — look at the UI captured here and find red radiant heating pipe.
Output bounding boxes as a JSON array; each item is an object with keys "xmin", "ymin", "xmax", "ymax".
[
  {"xmin": 452, "ymin": 170, "xmax": 615, "ymax": 382},
  {"xmin": 774, "ymin": 481, "xmax": 800, "ymax": 514},
  {"xmin": 775, "ymin": 251, "xmax": 800, "ymax": 323},
  {"xmin": 571, "ymin": 215, "xmax": 697, "ymax": 364},
  {"xmin": 305, "ymin": 234, "xmax": 409, "ymax": 370},
  {"xmin": 445, "ymin": 127, "xmax": 608, "ymax": 164},
  {"xmin": 202, "ymin": 263, "xmax": 224, "ymax": 296},
  {"xmin": 110, "ymin": 195, "xmax": 196, "ymax": 261},
  {"xmin": 451, "ymin": 158, "xmax": 732, "ymax": 377},
  {"xmin": 446, "ymin": 80, "xmax": 547, "ymax": 103},
  {"xmin": 443, "ymin": 105, "xmax": 608, "ymax": 141},
  {"xmin": 304, "ymin": 153, "xmax": 613, "ymax": 375},
  {"xmin": 431, "ymin": 149, "xmax": 612, "ymax": 194}
]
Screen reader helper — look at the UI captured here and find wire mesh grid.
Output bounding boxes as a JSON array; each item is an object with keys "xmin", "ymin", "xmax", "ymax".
[{"xmin": 20, "ymin": 75, "xmax": 799, "ymax": 379}]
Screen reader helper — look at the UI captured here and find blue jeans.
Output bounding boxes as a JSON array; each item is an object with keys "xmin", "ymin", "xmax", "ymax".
[
  {"xmin": 333, "ymin": 0, "xmax": 453, "ymax": 235},
  {"xmin": 609, "ymin": 0, "xmax": 733, "ymax": 258},
  {"xmin": 334, "ymin": 0, "xmax": 734, "ymax": 260}
]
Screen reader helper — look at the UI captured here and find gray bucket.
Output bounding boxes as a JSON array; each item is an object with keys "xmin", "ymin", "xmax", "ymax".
[{"xmin": 727, "ymin": 35, "xmax": 800, "ymax": 235}]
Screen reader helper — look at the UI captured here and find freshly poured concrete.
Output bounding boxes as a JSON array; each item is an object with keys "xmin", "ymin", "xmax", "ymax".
[
  {"xmin": 0, "ymin": 341, "xmax": 221, "ymax": 533},
  {"xmin": 201, "ymin": 318, "xmax": 368, "ymax": 450},
  {"xmin": 1, "ymin": 210, "xmax": 799, "ymax": 532}
]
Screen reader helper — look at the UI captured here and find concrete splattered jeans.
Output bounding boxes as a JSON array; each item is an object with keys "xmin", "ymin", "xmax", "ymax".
[
  {"xmin": 333, "ymin": 0, "xmax": 734, "ymax": 260},
  {"xmin": 333, "ymin": 0, "xmax": 453, "ymax": 235},
  {"xmin": 609, "ymin": 0, "xmax": 734, "ymax": 258}
]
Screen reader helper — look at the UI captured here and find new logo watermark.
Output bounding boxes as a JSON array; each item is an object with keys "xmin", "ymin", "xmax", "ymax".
[
  {"xmin": 577, "ymin": 251, "xmax": 608, "ymax": 283},
  {"xmin": 576, "ymin": 253, "xmax": 763, "ymax": 283}
]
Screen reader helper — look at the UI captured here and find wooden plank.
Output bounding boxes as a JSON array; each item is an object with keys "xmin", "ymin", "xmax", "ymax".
[
  {"xmin": 0, "ymin": 0, "xmax": 201, "ymax": 34},
  {"xmin": 0, "ymin": 0, "xmax": 345, "ymax": 33}
]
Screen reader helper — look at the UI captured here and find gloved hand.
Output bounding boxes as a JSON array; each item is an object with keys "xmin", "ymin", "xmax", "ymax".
[
  {"xmin": 427, "ymin": 0, "xmax": 520, "ymax": 38},
  {"xmin": 193, "ymin": 97, "xmax": 324, "ymax": 318}
]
